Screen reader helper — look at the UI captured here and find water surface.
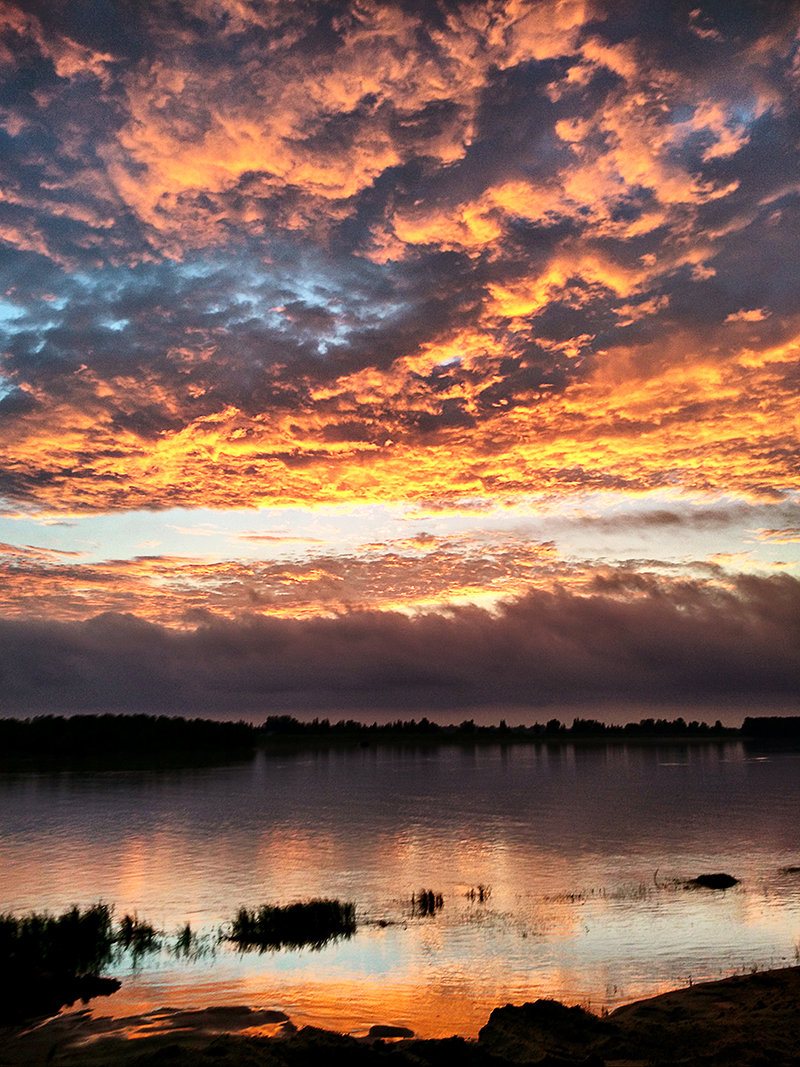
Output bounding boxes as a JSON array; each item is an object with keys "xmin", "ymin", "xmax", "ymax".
[{"xmin": 2, "ymin": 741, "xmax": 799, "ymax": 1036}]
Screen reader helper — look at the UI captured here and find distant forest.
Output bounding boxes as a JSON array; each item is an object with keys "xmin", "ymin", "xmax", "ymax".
[
  {"xmin": 1, "ymin": 712, "xmax": 799, "ymax": 765},
  {"xmin": 0, "ymin": 714, "xmax": 255, "ymax": 762}
]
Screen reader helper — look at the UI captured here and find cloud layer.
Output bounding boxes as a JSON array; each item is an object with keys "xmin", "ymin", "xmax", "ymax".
[
  {"xmin": 2, "ymin": 572, "xmax": 797, "ymax": 714},
  {"xmin": 1, "ymin": 0, "xmax": 799, "ymax": 513},
  {"xmin": 0, "ymin": 1, "xmax": 798, "ymax": 715}
]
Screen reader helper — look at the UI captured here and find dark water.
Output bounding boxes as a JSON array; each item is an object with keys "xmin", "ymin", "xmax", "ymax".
[{"xmin": 2, "ymin": 741, "xmax": 800, "ymax": 1036}]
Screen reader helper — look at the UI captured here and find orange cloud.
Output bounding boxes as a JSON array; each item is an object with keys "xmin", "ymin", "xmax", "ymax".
[
  {"xmin": 754, "ymin": 527, "xmax": 800, "ymax": 545},
  {"xmin": 97, "ymin": 1, "xmax": 580, "ymax": 249},
  {"xmin": 725, "ymin": 308, "xmax": 771, "ymax": 323},
  {"xmin": 0, "ymin": 530, "xmax": 567, "ymax": 625},
  {"xmin": 6, "ymin": 305, "xmax": 799, "ymax": 518},
  {"xmin": 1, "ymin": 0, "xmax": 798, "ymax": 643}
]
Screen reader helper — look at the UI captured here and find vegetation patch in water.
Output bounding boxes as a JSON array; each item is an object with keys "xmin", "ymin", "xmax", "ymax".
[
  {"xmin": 229, "ymin": 899, "xmax": 356, "ymax": 950},
  {"xmin": 412, "ymin": 890, "xmax": 444, "ymax": 916},
  {"xmin": 117, "ymin": 913, "xmax": 159, "ymax": 956},
  {"xmin": 0, "ymin": 904, "xmax": 120, "ymax": 1024},
  {"xmin": 0, "ymin": 903, "xmax": 116, "ymax": 976},
  {"xmin": 174, "ymin": 922, "xmax": 194, "ymax": 955}
]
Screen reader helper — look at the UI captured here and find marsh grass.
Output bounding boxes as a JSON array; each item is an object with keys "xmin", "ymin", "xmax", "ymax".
[
  {"xmin": 543, "ymin": 883, "xmax": 652, "ymax": 904},
  {"xmin": 0, "ymin": 905, "xmax": 173, "ymax": 979},
  {"xmin": 229, "ymin": 899, "xmax": 356, "ymax": 950},
  {"xmin": 412, "ymin": 890, "xmax": 444, "ymax": 916},
  {"xmin": 117, "ymin": 914, "xmax": 159, "ymax": 957},
  {"xmin": 466, "ymin": 885, "xmax": 491, "ymax": 902},
  {"xmin": 0, "ymin": 904, "xmax": 115, "ymax": 977},
  {"xmin": 174, "ymin": 922, "xmax": 194, "ymax": 955}
]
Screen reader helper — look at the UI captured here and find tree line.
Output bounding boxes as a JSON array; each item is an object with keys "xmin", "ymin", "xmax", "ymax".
[{"xmin": 2, "ymin": 712, "xmax": 799, "ymax": 763}]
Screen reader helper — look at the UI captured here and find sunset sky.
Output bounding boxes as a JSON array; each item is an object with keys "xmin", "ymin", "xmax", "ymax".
[{"xmin": 1, "ymin": 0, "xmax": 798, "ymax": 718}]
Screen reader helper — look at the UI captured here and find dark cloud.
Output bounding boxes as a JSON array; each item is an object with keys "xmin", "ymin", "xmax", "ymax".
[
  {"xmin": 1, "ymin": 573, "xmax": 797, "ymax": 713},
  {"xmin": 567, "ymin": 501, "xmax": 800, "ymax": 533},
  {"xmin": 0, "ymin": 386, "xmax": 37, "ymax": 416},
  {"xmin": 17, "ymin": 0, "xmax": 150, "ymax": 61},
  {"xmin": 588, "ymin": 0, "xmax": 797, "ymax": 61}
]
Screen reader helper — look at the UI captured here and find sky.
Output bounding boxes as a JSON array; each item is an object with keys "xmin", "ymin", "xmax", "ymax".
[{"xmin": 0, "ymin": 0, "xmax": 798, "ymax": 720}]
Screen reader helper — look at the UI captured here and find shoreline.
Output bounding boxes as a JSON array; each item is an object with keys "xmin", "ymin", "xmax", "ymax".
[
  {"xmin": 3, "ymin": 712, "xmax": 800, "ymax": 774},
  {"xmin": 3, "ymin": 966, "xmax": 800, "ymax": 1066}
]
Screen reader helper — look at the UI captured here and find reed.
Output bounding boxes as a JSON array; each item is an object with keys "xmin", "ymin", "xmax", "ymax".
[
  {"xmin": 117, "ymin": 914, "xmax": 159, "ymax": 955},
  {"xmin": 174, "ymin": 922, "xmax": 194, "ymax": 954},
  {"xmin": 0, "ymin": 904, "xmax": 115, "ymax": 977},
  {"xmin": 412, "ymin": 890, "xmax": 444, "ymax": 916},
  {"xmin": 229, "ymin": 899, "xmax": 356, "ymax": 950}
]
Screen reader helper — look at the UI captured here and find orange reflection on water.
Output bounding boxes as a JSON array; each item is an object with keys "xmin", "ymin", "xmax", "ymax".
[
  {"xmin": 86, "ymin": 959, "xmax": 693, "ymax": 1039},
  {"xmin": 7, "ymin": 744, "xmax": 800, "ymax": 1046}
]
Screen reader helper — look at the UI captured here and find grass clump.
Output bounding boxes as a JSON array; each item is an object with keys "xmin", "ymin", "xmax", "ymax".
[
  {"xmin": 117, "ymin": 914, "xmax": 159, "ymax": 956},
  {"xmin": 412, "ymin": 890, "xmax": 444, "ymax": 916},
  {"xmin": 0, "ymin": 904, "xmax": 120, "ymax": 1024},
  {"xmin": 0, "ymin": 903, "xmax": 115, "ymax": 977},
  {"xmin": 229, "ymin": 899, "xmax": 356, "ymax": 950},
  {"xmin": 174, "ymin": 922, "xmax": 194, "ymax": 955}
]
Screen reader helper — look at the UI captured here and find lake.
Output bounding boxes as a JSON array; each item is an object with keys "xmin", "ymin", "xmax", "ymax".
[{"xmin": 2, "ymin": 740, "xmax": 800, "ymax": 1037}]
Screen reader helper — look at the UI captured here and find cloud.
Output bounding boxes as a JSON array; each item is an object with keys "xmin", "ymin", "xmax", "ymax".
[
  {"xmin": 0, "ymin": 571, "xmax": 797, "ymax": 713},
  {"xmin": 755, "ymin": 527, "xmax": 800, "ymax": 545},
  {"xmin": 236, "ymin": 532, "xmax": 326, "ymax": 545},
  {"xmin": 725, "ymin": 307, "xmax": 770, "ymax": 323},
  {"xmin": 0, "ymin": 533, "xmax": 563, "ymax": 622},
  {"xmin": 0, "ymin": 539, "xmax": 81, "ymax": 560},
  {"xmin": 0, "ymin": 5, "xmax": 797, "ymax": 469},
  {"xmin": 0, "ymin": 0, "xmax": 797, "ymax": 666},
  {"xmin": 567, "ymin": 500, "xmax": 800, "ymax": 534}
]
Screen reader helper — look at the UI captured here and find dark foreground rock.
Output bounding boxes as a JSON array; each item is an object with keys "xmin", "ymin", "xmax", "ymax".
[
  {"xmin": 121, "ymin": 1029, "xmax": 506, "ymax": 1067},
  {"xmin": 479, "ymin": 967, "xmax": 800, "ymax": 1066},
  {"xmin": 0, "ymin": 971, "xmax": 120, "ymax": 1026},
  {"xmin": 478, "ymin": 999, "xmax": 612, "ymax": 1063}
]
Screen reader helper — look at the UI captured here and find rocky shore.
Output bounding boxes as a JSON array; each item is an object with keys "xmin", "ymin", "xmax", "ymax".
[{"xmin": 3, "ymin": 967, "xmax": 800, "ymax": 1066}]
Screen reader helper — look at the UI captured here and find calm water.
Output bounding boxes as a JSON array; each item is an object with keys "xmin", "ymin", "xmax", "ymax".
[{"xmin": 2, "ymin": 741, "xmax": 800, "ymax": 1037}]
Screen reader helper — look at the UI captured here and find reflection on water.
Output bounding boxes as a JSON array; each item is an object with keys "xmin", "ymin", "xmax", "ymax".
[{"xmin": 2, "ymin": 741, "xmax": 800, "ymax": 1037}]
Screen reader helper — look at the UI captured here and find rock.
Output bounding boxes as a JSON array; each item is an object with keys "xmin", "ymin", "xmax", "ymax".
[
  {"xmin": 690, "ymin": 873, "xmax": 739, "ymax": 890},
  {"xmin": 478, "ymin": 999, "xmax": 613, "ymax": 1062},
  {"xmin": 0, "ymin": 971, "xmax": 121, "ymax": 1025},
  {"xmin": 367, "ymin": 1024, "xmax": 415, "ymax": 1039}
]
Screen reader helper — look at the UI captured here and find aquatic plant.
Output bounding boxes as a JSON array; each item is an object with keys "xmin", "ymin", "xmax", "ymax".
[
  {"xmin": 0, "ymin": 903, "xmax": 115, "ymax": 977},
  {"xmin": 0, "ymin": 905, "xmax": 123, "ymax": 1025},
  {"xmin": 229, "ymin": 899, "xmax": 356, "ymax": 950},
  {"xmin": 117, "ymin": 913, "xmax": 159, "ymax": 956},
  {"xmin": 412, "ymin": 890, "xmax": 444, "ymax": 916},
  {"xmin": 174, "ymin": 922, "xmax": 194, "ymax": 954},
  {"xmin": 467, "ymin": 885, "xmax": 491, "ymax": 902}
]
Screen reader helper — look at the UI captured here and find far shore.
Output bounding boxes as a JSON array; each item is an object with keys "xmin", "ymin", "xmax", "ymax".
[
  {"xmin": 3, "ymin": 966, "xmax": 800, "ymax": 1066},
  {"xmin": 2, "ymin": 711, "xmax": 800, "ymax": 771}
]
